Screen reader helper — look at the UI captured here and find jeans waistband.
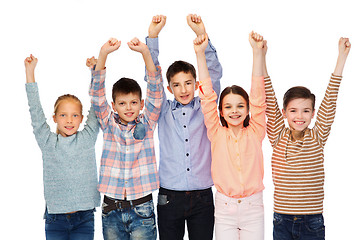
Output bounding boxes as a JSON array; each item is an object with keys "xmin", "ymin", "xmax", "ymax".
[{"xmin": 159, "ymin": 187, "xmax": 212, "ymax": 195}]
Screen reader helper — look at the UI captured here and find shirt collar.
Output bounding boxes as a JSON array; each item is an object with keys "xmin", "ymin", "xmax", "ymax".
[{"xmin": 170, "ymin": 97, "xmax": 200, "ymax": 111}]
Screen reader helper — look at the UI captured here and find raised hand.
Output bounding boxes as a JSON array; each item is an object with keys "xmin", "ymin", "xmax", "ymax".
[
  {"xmin": 24, "ymin": 54, "xmax": 38, "ymax": 83},
  {"xmin": 187, "ymin": 14, "xmax": 206, "ymax": 36},
  {"xmin": 96, "ymin": 38, "xmax": 121, "ymax": 71},
  {"xmin": 148, "ymin": 15, "xmax": 167, "ymax": 38},
  {"xmin": 86, "ymin": 56, "xmax": 97, "ymax": 69},
  {"xmin": 100, "ymin": 38, "xmax": 121, "ymax": 55},
  {"xmin": 334, "ymin": 37, "xmax": 351, "ymax": 76},
  {"xmin": 338, "ymin": 37, "xmax": 351, "ymax": 58},
  {"xmin": 127, "ymin": 37, "xmax": 149, "ymax": 54},
  {"xmin": 249, "ymin": 31, "xmax": 265, "ymax": 53},
  {"xmin": 193, "ymin": 34, "xmax": 208, "ymax": 54}
]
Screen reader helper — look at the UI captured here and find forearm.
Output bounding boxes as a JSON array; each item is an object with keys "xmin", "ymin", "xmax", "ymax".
[
  {"xmin": 197, "ymin": 51, "xmax": 210, "ymax": 82},
  {"xmin": 26, "ymin": 69, "xmax": 35, "ymax": 83},
  {"xmin": 95, "ymin": 52, "xmax": 108, "ymax": 71},
  {"xmin": 142, "ymin": 49, "xmax": 156, "ymax": 73},
  {"xmin": 333, "ymin": 54, "xmax": 348, "ymax": 76},
  {"xmin": 252, "ymin": 51, "xmax": 264, "ymax": 77}
]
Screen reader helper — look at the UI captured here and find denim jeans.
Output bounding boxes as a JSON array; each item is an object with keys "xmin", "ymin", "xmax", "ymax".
[
  {"xmin": 102, "ymin": 199, "xmax": 156, "ymax": 240},
  {"xmin": 44, "ymin": 209, "xmax": 95, "ymax": 240},
  {"xmin": 157, "ymin": 187, "xmax": 214, "ymax": 240},
  {"xmin": 273, "ymin": 212, "xmax": 325, "ymax": 240}
]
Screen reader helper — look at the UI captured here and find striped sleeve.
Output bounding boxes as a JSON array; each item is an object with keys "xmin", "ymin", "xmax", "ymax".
[
  {"xmin": 314, "ymin": 74, "xmax": 342, "ymax": 145},
  {"xmin": 264, "ymin": 76, "xmax": 285, "ymax": 147}
]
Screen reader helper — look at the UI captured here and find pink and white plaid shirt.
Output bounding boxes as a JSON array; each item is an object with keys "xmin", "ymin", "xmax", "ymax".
[{"xmin": 89, "ymin": 67, "xmax": 163, "ymax": 200}]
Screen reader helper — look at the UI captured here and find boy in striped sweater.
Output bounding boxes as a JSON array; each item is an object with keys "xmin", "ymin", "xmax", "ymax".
[{"xmin": 263, "ymin": 37, "xmax": 351, "ymax": 240}]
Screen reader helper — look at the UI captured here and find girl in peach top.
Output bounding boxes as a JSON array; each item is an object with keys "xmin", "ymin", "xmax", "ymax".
[{"xmin": 195, "ymin": 32, "xmax": 267, "ymax": 240}]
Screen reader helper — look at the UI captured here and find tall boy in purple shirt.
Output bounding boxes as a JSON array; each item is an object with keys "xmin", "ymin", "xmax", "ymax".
[{"xmin": 145, "ymin": 14, "xmax": 223, "ymax": 239}]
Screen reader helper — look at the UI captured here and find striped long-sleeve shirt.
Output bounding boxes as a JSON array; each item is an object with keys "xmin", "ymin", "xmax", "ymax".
[
  {"xmin": 89, "ymin": 67, "xmax": 163, "ymax": 200},
  {"xmin": 264, "ymin": 74, "xmax": 342, "ymax": 215}
]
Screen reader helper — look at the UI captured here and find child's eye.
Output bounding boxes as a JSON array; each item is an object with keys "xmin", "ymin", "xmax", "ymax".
[
  {"xmin": 186, "ymin": 82, "xmax": 192, "ymax": 85},
  {"xmin": 132, "ymin": 101, "xmax": 138, "ymax": 105},
  {"xmin": 73, "ymin": 114, "xmax": 79, "ymax": 117},
  {"xmin": 173, "ymin": 84, "xmax": 179, "ymax": 87},
  {"xmin": 224, "ymin": 106, "xmax": 231, "ymax": 109},
  {"xmin": 60, "ymin": 114, "xmax": 66, "ymax": 117}
]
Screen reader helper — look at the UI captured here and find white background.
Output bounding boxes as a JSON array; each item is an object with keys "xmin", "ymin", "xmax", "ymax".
[{"xmin": 1, "ymin": 0, "xmax": 359, "ymax": 239}]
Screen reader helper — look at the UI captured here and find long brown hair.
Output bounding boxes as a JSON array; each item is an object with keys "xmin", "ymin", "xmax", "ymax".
[{"xmin": 218, "ymin": 85, "xmax": 250, "ymax": 128}]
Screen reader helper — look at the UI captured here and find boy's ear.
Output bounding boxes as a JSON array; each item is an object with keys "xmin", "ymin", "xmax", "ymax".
[
  {"xmin": 167, "ymin": 85, "xmax": 173, "ymax": 94},
  {"xmin": 282, "ymin": 109, "xmax": 287, "ymax": 119},
  {"xmin": 53, "ymin": 115, "xmax": 57, "ymax": 123},
  {"xmin": 140, "ymin": 99, "xmax": 145, "ymax": 110},
  {"xmin": 195, "ymin": 81, "xmax": 199, "ymax": 90},
  {"xmin": 311, "ymin": 109, "xmax": 315, "ymax": 119},
  {"xmin": 111, "ymin": 102, "xmax": 117, "ymax": 113}
]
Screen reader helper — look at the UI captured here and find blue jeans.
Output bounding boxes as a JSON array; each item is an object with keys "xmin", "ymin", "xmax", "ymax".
[
  {"xmin": 102, "ymin": 199, "xmax": 156, "ymax": 240},
  {"xmin": 157, "ymin": 187, "xmax": 214, "ymax": 240},
  {"xmin": 44, "ymin": 209, "xmax": 95, "ymax": 240},
  {"xmin": 273, "ymin": 212, "xmax": 325, "ymax": 240}
]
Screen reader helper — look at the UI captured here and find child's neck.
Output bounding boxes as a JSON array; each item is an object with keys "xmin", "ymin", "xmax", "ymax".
[
  {"xmin": 228, "ymin": 124, "xmax": 244, "ymax": 137},
  {"xmin": 290, "ymin": 129, "xmax": 306, "ymax": 141}
]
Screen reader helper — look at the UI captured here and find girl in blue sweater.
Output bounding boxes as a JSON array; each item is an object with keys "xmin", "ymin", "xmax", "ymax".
[{"xmin": 25, "ymin": 54, "xmax": 100, "ymax": 240}]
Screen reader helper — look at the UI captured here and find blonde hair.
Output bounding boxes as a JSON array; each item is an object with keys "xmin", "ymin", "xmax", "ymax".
[{"xmin": 54, "ymin": 94, "xmax": 83, "ymax": 134}]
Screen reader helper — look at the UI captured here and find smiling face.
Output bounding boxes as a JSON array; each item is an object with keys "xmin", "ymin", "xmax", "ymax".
[
  {"xmin": 167, "ymin": 72, "xmax": 199, "ymax": 105},
  {"xmin": 112, "ymin": 92, "xmax": 144, "ymax": 124},
  {"xmin": 53, "ymin": 100, "xmax": 83, "ymax": 137},
  {"xmin": 282, "ymin": 98, "xmax": 315, "ymax": 131},
  {"xmin": 220, "ymin": 93, "xmax": 249, "ymax": 131}
]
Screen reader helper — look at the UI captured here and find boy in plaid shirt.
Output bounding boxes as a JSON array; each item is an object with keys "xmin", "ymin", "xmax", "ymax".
[{"xmin": 88, "ymin": 37, "xmax": 163, "ymax": 240}]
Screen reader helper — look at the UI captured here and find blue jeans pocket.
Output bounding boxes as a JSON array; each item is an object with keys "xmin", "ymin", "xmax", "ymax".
[
  {"xmin": 134, "ymin": 200, "xmax": 155, "ymax": 219},
  {"xmin": 306, "ymin": 215, "xmax": 325, "ymax": 237},
  {"xmin": 273, "ymin": 212, "xmax": 283, "ymax": 226}
]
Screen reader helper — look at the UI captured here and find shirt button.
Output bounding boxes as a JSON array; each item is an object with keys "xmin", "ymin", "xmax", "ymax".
[
  {"xmin": 187, "ymin": 168, "xmax": 190, "ymax": 171},
  {"xmin": 185, "ymin": 139, "xmax": 188, "ymax": 142},
  {"xmin": 183, "ymin": 113, "xmax": 186, "ymax": 115},
  {"xmin": 186, "ymin": 153, "xmax": 189, "ymax": 157},
  {"xmin": 238, "ymin": 200, "xmax": 241, "ymax": 203},
  {"xmin": 183, "ymin": 125, "xmax": 186, "ymax": 128}
]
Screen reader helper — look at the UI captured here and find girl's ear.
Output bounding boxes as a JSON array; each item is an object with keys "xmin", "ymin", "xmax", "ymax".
[
  {"xmin": 282, "ymin": 108, "xmax": 287, "ymax": 119},
  {"xmin": 53, "ymin": 115, "xmax": 57, "ymax": 123}
]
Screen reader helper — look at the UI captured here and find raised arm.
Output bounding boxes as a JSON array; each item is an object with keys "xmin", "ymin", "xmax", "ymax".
[
  {"xmin": 89, "ymin": 38, "xmax": 121, "ymax": 130},
  {"xmin": 196, "ymin": 34, "xmax": 221, "ymax": 140},
  {"xmin": 128, "ymin": 37, "xmax": 163, "ymax": 128},
  {"xmin": 24, "ymin": 55, "xmax": 53, "ymax": 149},
  {"xmin": 146, "ymin": 15, "xmax": 166, "ymax": 68},
  {"xmin": 95, "ymin": 38, "xmax": 121, "ymax": 71},
  {"xmin": 315, "ymin": 37, "xmax": 351, "ymax": 145},
  {"xmin": 188, "ymin": 14, "xmax": 223, "ymax": 96},
  {"xmin": 128, "ymin": 37, "xmax": 156, "ymax": 73},
  {"xmin": 249, "ymin": 32, "xmax": 267, "ymax": 140}
]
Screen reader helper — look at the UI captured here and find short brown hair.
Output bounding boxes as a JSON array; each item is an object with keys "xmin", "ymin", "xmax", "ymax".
[
  {"xmin": 166, "ymin": 60, "xmax": 196, "ymax": 84},
  {"xmin": 283, "ymin": 86, "xmax": 315, "ymax": 110}
]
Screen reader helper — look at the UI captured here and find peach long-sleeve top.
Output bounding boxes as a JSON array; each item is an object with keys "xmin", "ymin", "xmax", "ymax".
[{"xmin": 199, "ymin": 76, "xmax": 266, "ymax": 198}]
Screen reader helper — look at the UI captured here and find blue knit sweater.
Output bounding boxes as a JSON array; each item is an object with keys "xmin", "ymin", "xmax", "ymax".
[{"xmin": 26, "ymin": 83, "xmax": 100, "ymax": 214}]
